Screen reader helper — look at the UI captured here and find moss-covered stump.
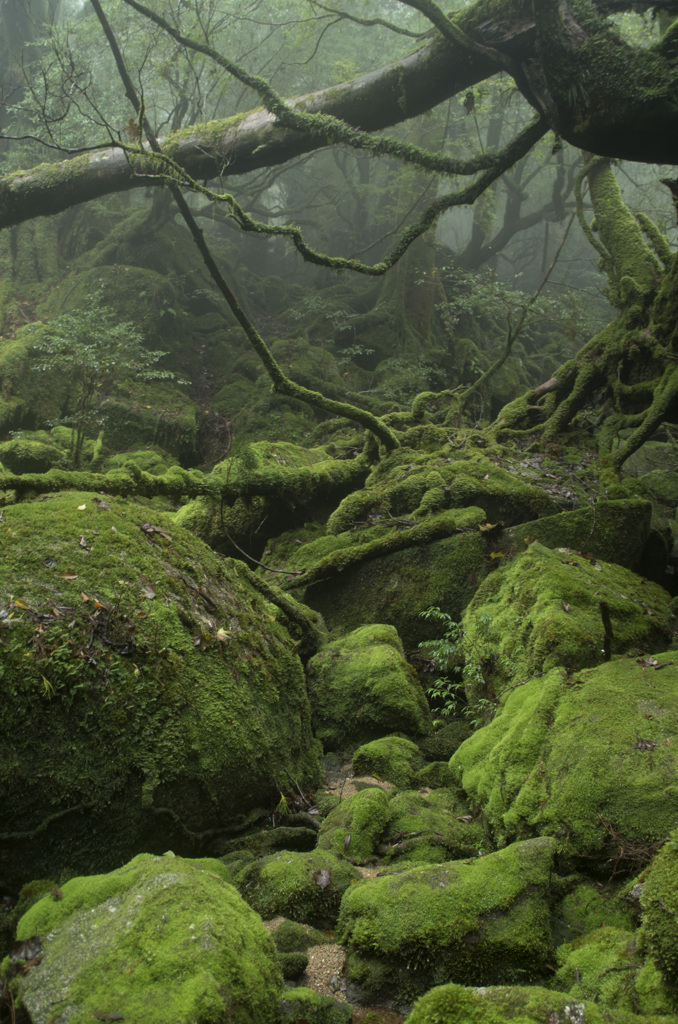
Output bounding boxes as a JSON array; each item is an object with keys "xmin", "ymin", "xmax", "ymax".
[
  {"xmin": 379, "ymin": 790, "xmax": 487, "ymax": 865},
  {"xmin": 458, "ymin": 542, "xmax": 674, "ymax": 700},
  {"xmin": 279, "ymin": 988, "xmax": 353, "ymax": 1024},
  {"xmin": 0, "ymin": 491, "xmax": 320, "ymax": 887},
  {"xmin": 506, "ymin": 499, "xmax": 652, "ymax": 570},
  {"xmin": 9, "ymin": 852, "xmax": 282, "ymax": 1024},
  {"xmin": 451, "ymin": 658, "xmax": 678, "ymax": 861},
  {"xmin": 337, "ymin": 837, "xmax": 556, "ymax": 1003},
  {"xmin": 406, "ymin": 981, "xmax": 677, "ymax": 1024},
  {"xmin": 237, "ymin": 850, "xmax": 360, "ymax": 928},
  {"xmin": 640, "ymin": 828, "xmax": 678, "ymax": 993},
  {"xmin": 553, "ymin": 926, "xmax": 674, "ymax": 1016},
  {"xmin": 305, "ymin": 625, "xmax": 430, "ymax": 750},
  {"xmin": 317, "ymin": 787, "xmax": 391, "ymax": 864},
  {"xmin": 351, "ymin": 736, "xmax": 425, "ymax": 788}
]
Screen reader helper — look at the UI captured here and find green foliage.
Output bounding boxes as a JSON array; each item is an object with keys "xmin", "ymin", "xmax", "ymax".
[{"xmin": 29, "ymin": 305, "xmax": 187, "ymax": 467}]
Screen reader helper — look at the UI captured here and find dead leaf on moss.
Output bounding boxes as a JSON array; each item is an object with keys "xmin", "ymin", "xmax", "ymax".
[
  {"xmin": 60, "ymin": 571, "xmax": 78, "ymax": 580},
  {"xmin": 140, "ymin": 585, "xmax": 156, "ymax": 600}
]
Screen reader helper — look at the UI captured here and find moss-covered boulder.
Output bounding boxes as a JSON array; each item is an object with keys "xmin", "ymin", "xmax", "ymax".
[
  {"xmin": 640, "ymin": 828, "xmax": 678, "ymax": 992},
  {"xmin": 552, "ymin": 882, "xmax": 635, "ymax": 946},
  {"xmin": 553, "ymin": 926, "xmax": 674, "ymax": 1016},
  {"xmin": 317, "ymin": 787, "xmax": 391, "ymax": 864},
  {"xmin": 413, "ymin": 760, "xmax": 458, "ymax": 789},
  {"xmin": 506, "ymin": 499, "xmax": 652, "ymax": 570},
  {"xmin": 379, "ymin": 789, "xmax": 487, "ymax": 864},
  {"xmin": 237, "ymin": 850, "xmax": 360, "ymax": 927},
  {"xmin": 279, "ymin": 988, "xmax": 352, "ymax": 1024},
  {"xmin": 0, "ymin": 491, "xmax": 320, "ymax": 887},
  {"xmin": 10, "ymin": 852, "xmax": 282, "ymax": 1024},
  {"xmin": 406, "ymin": 981, "xmax": 677, "ymax": 1024},
  {"xmin": 352, "ymin": 735, "xmax": 425, "ymax": 788},
  {"xmin": 417, "ymin": 720, "xmax": 472, "ymax": 763},
  {"xmin": 458, "ymin": 542, "xmax": 674, "ymax": 700},
  {"xmin": 451, "ymin": 659, "xmax": 678, "ymax": 859},
  {"xmin": 0, "ymin": 435, "xmax": 64, "ymax": 473},
  {"xmin": 305, "ymin": 625, "xmax": 430, "ymax": 750},
  {"xmin": 337, "ymin": 837, "xmax": 556, "ymax": 1002},
  {"xmin": 270, "ymin": 919, "xmax": 330, "ymax": 952}
]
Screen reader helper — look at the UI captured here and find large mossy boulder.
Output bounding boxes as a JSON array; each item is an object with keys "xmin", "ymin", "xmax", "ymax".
[
  {"xmin": 406, "ymin": 981, "xmax": 677, "ymax": 1024},
  {"xmin": 451, "ymin": 658, "xmax": 678, "ymax": 860},
  {"xmin": 305, "ymin": 625, "xmax": 430, "ymax": 750},
  {"xmin": 237, "ymin": 850, "xmax": 360, "ymax": 927},
  {"xmin": 458, "ymin": 542, "xmax": 674, "ymax": 700},
  {"xmin": 0, "ymin": 491, "xmax": 320, "ymax": 888},
  {"xmin": 10, "ymin": 852, "xmax": 282, "ymax": 1024},
  {"xmin": 337, "ymin": 837, "xmax": 556, "ymax": 1002}
]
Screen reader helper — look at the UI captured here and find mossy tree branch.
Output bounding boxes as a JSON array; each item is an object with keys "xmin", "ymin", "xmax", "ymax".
[{"xmin": 89, "ymin": 0, "xmax": 400, "ymax": 452}]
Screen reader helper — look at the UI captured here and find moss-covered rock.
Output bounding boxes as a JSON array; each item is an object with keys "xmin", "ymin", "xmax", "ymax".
[
  {"xmin": 305, "ymin": 625, "xmax": 430, "ymax": 750},
  {"xmin": 10, "ymin": 852, "xmax": 282, "ymax": 1024},
  {"xmin": 451, "ymin": 658, "xmax": 678, "ymax": 860},
  {"xmin": 237, "ymin": 850, "xmax": 361, "ymax": 927},
  {"xmin": 279, "ymin": 987, "xmax": 352, "ymax": 1024},
  {"xmin": 317, "ymin": 787, "xmax": 391, "ymax": 864},
  {"xmin": 352, "ymin": 736, "xmax": 425, "ymax": 788},
  {"xmin": 417, "ymin": 720, "xmax": 472, "ymax": 763},
  {"xmin": 458, "ymin": 542, "xmax": 674, "ymax": 701},
  {"xmin": 552, "ymin": 882, "xmax": 635, "ymax": 946},
  {"xmin": 640, "ymin": 828, "xmax": 678, "ymax": 992},
  {"xmin": 0, "ymin": 435, "xmax": 64, "ymax": 473},
  {"xmin": 295, "ymin": 525, "xmax": 490, "ymax": 651},
  {"xmin": 279, "ymin": 950, "xmax": 309, "ymax": 979},
  {"xmin": 271, "ymin": 919, "xmax": 330, "ymax": 952},
  {"xmin": 379, "ymin": 789, "xmax": 487, "ymax": 864},
  {"xmin": 406, "ymin": 981, "xmax": 677, "ymax": 1024},
  {"xmin": 0, "ymin": 491, "xmax": 321, "ymax": 887},
  {"xmin": 553, "ymin": 926, "xmax": 674, "ymax": 1016},
  {"xmin": 506, "ymin": 499, "xmax": 652, "ymax": 570},
  {"xmin": 413, "ymin": 761, "xmax": 458, "ymax": 789},
  {"xmin": 337, "ymin": 837, "xmax": 556, "ymax": 1002}
]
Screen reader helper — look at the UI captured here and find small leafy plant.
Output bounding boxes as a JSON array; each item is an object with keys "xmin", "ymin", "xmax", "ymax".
[{"xmin": 29, "ymin": 304, "xmax": 187, "ymax": 468}]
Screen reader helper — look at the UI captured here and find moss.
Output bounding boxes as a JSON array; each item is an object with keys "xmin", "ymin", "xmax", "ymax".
[
  {"xmin": 458, "ymin": 541, "xmax": 674, "ymax": 701},
  {"xmin": 11, "ymin": 852, "xmax": 282, "ymax": 1024},
  {"xmin": 298, "ymin": 528, "xmax": 489, "ymax": 651},
  {"xmin": 640, "ymin": 827, "xmax": 678, "ymax": 992},
  {"xmin": 278, "ymin": 950, "xmax": 308, "ymax": 979},
  {"xmin": 507, "ymin": 499, "xmax": 653, "ymax": 571},
  {"xmin": 317, "ymin": 787, "xmax": 391, "ymax": 864},
  {"xmin": 451, "ymin": 658, "xmax": 678, "ymax": 860},
  {"xmin": 102, "ymin": 446, "xmax": 179, "ymax": 476},
  {"xmin": 554, "ymin": 926, "xmax": 674, "ymax": 1015},
  {"xmin": 237, "ymin": 850, "xmax": 361, "ymax": 927},
  {"xmin": 0, "ymin": 491, "xmax": 320, "ymax": 888},
  {"xmin": 337, "ymin": 837, "xmax": 556, "ymax": 1001},
  {"xmin": 380, "ymin": 789, "xmax": 487, "ymax": 865},
  {"xmin": 352, "ymin": 736, "xmax": 425, "ymax": 789},
  {"xmin": 552, "ymin": 883, "xmax": 635, "ymax": 946},
  {"xmin": 305, "ymin": 625, "xmax": 430, "ymax": 750},
  {"xmin": 0, "ymin": 436, "xmax": 64, "ymax": 473},
  {"xmin": 279, "ymin": 987, "xmax": 352, "ymax": 1024},
  {"xmin": 406, "ymin": 981, "xmax": 677, "ymax": 1024},
  {"xmin": 413, "ymin": 761, "xmax": 458, "ymax": 789},
  {"xmin": 271, "ymin": 919, "xmax": 330, "ymax": 952},
  {"xmin": 418, "ymin": 721, "xmax": 472, "ymax": 762}
]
